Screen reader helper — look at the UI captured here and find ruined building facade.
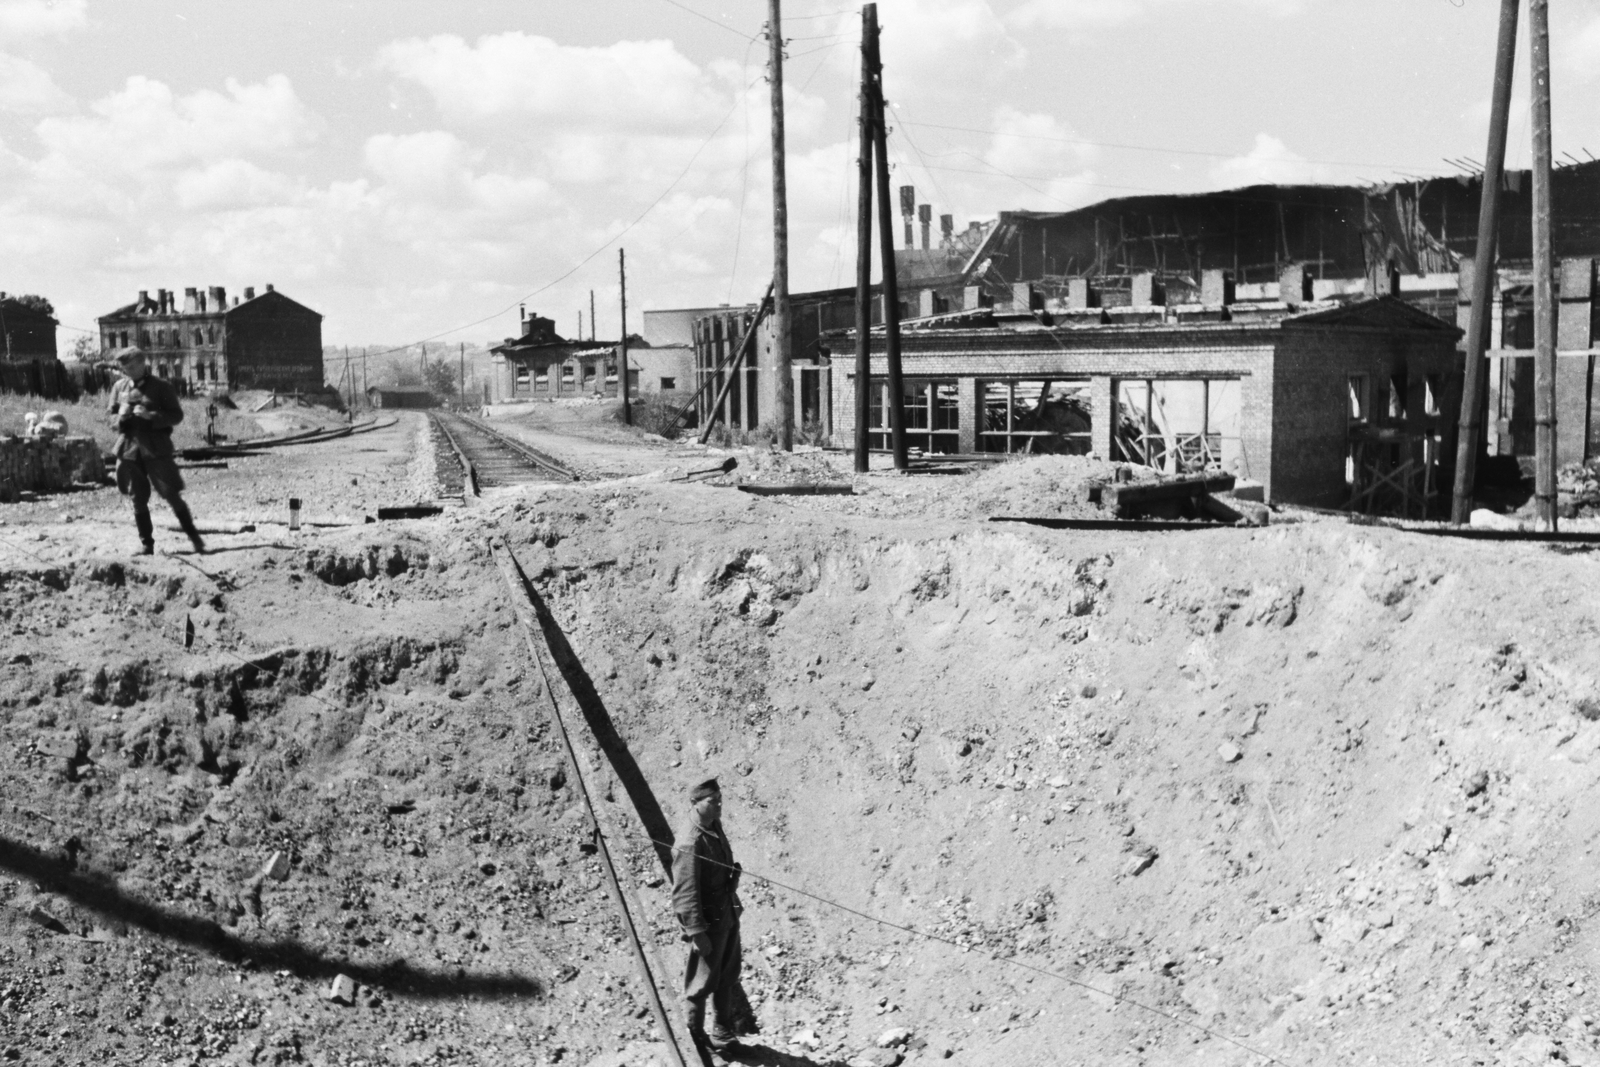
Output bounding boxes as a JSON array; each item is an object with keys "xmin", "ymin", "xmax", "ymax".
[{"xmin": 98, "ymin": 285, "xmax": 324, "ymax": 392}]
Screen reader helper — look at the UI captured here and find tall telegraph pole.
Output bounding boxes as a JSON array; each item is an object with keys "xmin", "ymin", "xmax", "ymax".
[
  {"xmin": 1451, "ymin": 0, "xmax": 1520, "ymax": 524},
  {"xmin": 1530, "ymin": 0, "xmax": 1557, "ymax": 530},
  {"xmin": 852, "ymin": 5, "xmax": 877, "ymax": 472},
  {"xmin": 619, "ymin": 249, "xmax": 632, "ymax": 425},
  {"xmin": 769, "ymin": 0, "xmax": 793, "ymax": 450},
  {"xmin": 868, "ymin": 21, "xmax": 907, "ymax": 470}
]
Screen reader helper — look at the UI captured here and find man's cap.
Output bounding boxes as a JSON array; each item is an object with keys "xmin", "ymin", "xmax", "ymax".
[
  {"xmin": 689, "ymin": 778, "xmax": 720, "ymax": 802},
  {"xmin": 112, "ymin": 347, "xmax": 144, "ymax": 365}
]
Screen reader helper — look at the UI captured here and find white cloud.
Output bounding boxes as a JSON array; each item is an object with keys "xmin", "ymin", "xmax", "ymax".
[
  {"xmin": 1562, "ymin": 13, "xmax": 1600, "ymax": 83},
  {"xmin": 980, "ymin": 106, "xmax": 1098, "ymax": 207},
  {"xmin": 832, "ymin": 0, "xmax": 1021, "ymax": 92},
  {"xmin": 1008, "ymin": 0, "xmax": 1301, "ymax": 31},
  {"xmin": 377, "ymin": 32, "xmax": 729, "ymax": 131},
  {"xmin": 1208, "ymin": 132, "xmax": 1328, "ymax": 188},
  {"xmin": 0, "ymin": 0, "xmax": 85, "ymax": 40},
  {"xmin": 0, "ymin": 52, "xmax": 70, "ymax": 112},
  {"xmin": 174, "ymin": 159, "xmax": 301, "ymax": 212},
  {"xmin": 37, "ymin": 74, "xmax": 322, "ymax": 174}
]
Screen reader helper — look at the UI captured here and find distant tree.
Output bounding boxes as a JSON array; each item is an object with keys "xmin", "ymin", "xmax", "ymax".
[
  {"xmin": 10, "ymin": 294, "xmax": 54, "ymax": 317},
  {"xmin": 423, "ymin": 358, "xmax": 458, "ymax": 400},
  {"xmin": 70, "ymin": 335, "xmax": 98, "ymax": 362}
]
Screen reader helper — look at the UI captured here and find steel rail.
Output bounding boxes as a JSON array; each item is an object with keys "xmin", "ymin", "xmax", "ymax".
[
  {"xmin": 488, "ymin": 538, "xmax": 690, "ymax": 1067},
  {"xmin": 446, "ymin": 412, "xmax": 581, "ymax": 482}
]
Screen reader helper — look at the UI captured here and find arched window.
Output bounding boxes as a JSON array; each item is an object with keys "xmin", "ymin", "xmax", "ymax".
[
  {"xmin": 207, "ymin": 325, "xmax": 216, "ymax": 344},
  {"xmin": 120, "ymin": 331, "xmax": 128, "ymax": 348},
  {"xmin": 194, "ymin": 329, "xmax": 204, "ymax": 346}
]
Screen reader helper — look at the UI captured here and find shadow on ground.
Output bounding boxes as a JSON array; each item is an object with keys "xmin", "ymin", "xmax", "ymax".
[
  {"xmin": 514, "ymin": 551, "xmax": 679, "ymax": 873},
  {"xmin": 0, "ymin": 833, "xmax": 541, "ymax": 1000}
]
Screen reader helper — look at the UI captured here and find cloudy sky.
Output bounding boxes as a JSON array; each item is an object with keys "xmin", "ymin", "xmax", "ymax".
[{"xmin": 2, "ymin": 0, "xmax": 1599, "ymax": 348}]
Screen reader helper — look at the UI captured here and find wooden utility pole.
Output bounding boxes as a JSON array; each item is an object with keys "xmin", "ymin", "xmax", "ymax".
[
  {"xmin": 868, "ymin": 19, "xmax": 907, "ymax": 470},
  {"xmin": 853, "ymin": 4, "xmax": 877, "ymax": 472},
  {"xmin": 459, "ymin": 342, "xmax": 466, "ymax": 412},
  {"xmin": 769, "ymin": 0, "xmax": 793, "ymax": 450},
  {"xmin": 590, "ymin": 290, "xmax": 596, "ymax": 342},
  {"xmin": 1451, "ymin": 0, "xmax": 1520, "ymax": 525},
  {"xmin": 1530, "ymin": 0, "xmax": 1557, "ymax": 531},
  {"xmin": 619, "ymin": 249, "xmax": 632, "ymax": 425},
  {"xmin": 578, "ymin": 309, "xmax": 583, "ymax": 342}
]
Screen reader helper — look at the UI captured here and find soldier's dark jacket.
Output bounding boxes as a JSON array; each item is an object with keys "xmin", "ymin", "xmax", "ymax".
[
  {"xmin": 671, "ymin": 821, "xmax": 737, "ymax": 937},
  {"xmin": 106, "ymin": 373, "xmax": 184, "ymax": 461}
]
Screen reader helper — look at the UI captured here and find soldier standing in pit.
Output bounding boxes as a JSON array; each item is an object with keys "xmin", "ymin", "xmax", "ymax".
[
  {"xmin": 672, "ymin": 778, "xmax": 750, "ymax": 1056},
  {"xmin": 107, "ymin": 348, "xmax": 205, "ymax": 556}
]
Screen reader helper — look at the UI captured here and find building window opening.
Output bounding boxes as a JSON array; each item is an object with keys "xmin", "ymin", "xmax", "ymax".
[
  {"xmin": 980, "ymin": 379, "xmax": 1091, "ymax": 455},
  {"xmin": 207, "ymin": 325, "xmax": 216, "ymax": 344},
  {"xmin": 660, "ymin": 376, "xmax": 677, "ymax": 391},
  {"xmin": 515, "ymin": 365, "xmax": 531, "ymax": 391},
  {"xmin": 533, "ymin": 367, "xmax": 548, "ymax": 391},
  {"xmin": 604, "ymin": 361, "xmax": 617, "ymax": 384},
  {"xmin": 194, "ymin": 329, "xmax": 204, "ymax": 346},
  {"xmin": 869, "ymin": 378, "xmax": 959, "ymax": 454},
  {"xmin": 1388, "ymin": 374, "xmax": 1407, "ymax": 420},
  {"xmin": 1348, "ymin": 375, "xmax": 1369, "ymax": 423},
  {"xmin": 583, "ymin": 363, "xmax": 596, "ymax": 385},
  {"xmin": 562, "ymin": 363, "xmax": 575, "ymax": 384},
  {"xmin": 1424, "ymin": 374, "xmax": 1441, "ymax": 416},
  {"xmin": 1113, "ymin": 378, "xmax": 1242, "ymax": 475}
]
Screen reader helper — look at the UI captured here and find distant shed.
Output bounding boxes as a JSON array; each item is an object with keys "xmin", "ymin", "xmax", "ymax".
[{"xmin": 367, "ymin": 386, "xmax": 436, "ymax": 409}]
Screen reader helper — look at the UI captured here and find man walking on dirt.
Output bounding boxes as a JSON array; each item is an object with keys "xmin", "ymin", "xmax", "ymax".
[
  {"xmin": 107, "ymin": 348, "xmax": 205, "ymax": 556},
  {"xmin": 672, "ymin": 778, "xmax": 750, "ymax": 1056}
]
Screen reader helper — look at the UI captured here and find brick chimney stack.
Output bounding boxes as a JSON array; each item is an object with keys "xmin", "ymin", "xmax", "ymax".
[
  {"xmin": 183, "ymin": 287, "xmax": 198, "ymax": 314},
  {"xmin": 243, "ymin": 286, "xmax": 255, "ymax": 301},
  {"xmin": 209, "ymin": 286, "xmax": 226, "ymax": 310}
]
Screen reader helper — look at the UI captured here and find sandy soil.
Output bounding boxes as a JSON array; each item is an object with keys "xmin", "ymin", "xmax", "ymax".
[{"xmin": 2, "ymin": 402, "xmax": 1599, "ymax": 1067}]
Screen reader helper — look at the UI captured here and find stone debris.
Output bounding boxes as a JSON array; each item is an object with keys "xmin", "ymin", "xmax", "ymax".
[
  {"xmin": 846, "ymin": 1050, "xmax": 902, "ymax": 1067},
  {"xmin": 1217, "ymin": 741, "xmax": 1243, "ymax": 762},
  {"xmin": 876, "ymin": 1026, "xmax": 912, "ymax": 1047},
  {"xmin": 326, "ymin": 974, "xmax": 357, "ymax": 1006},
  {"xmin": 262, "ymin": 850, "xmax": 291, "ymax": 882},
  {"xmin": 789, "ymin": 1028, "xmax": 822, "ymax": 1050}
]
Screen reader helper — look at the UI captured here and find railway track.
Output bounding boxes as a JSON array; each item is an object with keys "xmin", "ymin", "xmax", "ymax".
[{"xmin": 430, "ymin": 411, "xmax": 579, "ymax": 494}]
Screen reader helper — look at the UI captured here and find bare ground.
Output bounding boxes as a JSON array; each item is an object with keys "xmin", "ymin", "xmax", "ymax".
[{"xmin": 1, "ymin": 403, "xmax": 1599, "ymax": 1067}]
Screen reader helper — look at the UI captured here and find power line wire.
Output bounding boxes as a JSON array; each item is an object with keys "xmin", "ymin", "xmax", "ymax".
[
  {"xmin": 654, "ymin": 0, "xmax": 758, "ymax": 42},
  {"xmin": 900, "ymin": 120, "xmax": 1443, "ymax": 173},
  {"xmin": 360, "ymin": 97, "xmax": 745, "ymax": 361},
  {"xmin": 648, "ymin": 833, "xmax": 1293, "ymax": 1067}
]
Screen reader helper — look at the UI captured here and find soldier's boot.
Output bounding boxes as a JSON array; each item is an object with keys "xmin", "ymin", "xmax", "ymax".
[
  {"xmin": 169, "ymin": 497, "xmax": 206, "ymax": 555},
  {"xmin": 133, "ymin": 500, "xmax": 155, "ymax": 556},
  {"xmin": 708, "ymin": 1019, "xmax": 740, "ymax": 1051}
]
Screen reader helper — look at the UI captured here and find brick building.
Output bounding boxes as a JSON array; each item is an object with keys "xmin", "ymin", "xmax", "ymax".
[
  {"xmin": 488, "ymin": 308, "xmax": 680, "ymax": 404},
  {"xmin": 97, "ymin": 284, "xmax": 324, "ymax": 392},
  {"xmin": 0, "ymin": 292, "xmax": 57, "ymax": 361},
  {"xmin": 837, "ymin": 268, "xmax": 1464, "ymax": 510}
]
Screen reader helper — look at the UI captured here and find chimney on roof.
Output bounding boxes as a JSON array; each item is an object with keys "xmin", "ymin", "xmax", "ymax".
[
  {"xmin": 899, "ymin": 185, "xmax": 916, "ymax": 248},
  {"xmin": 940, "ymin": 214, "xmax": 954, "ymax": 248},
  {"xmin": 918, "ymin": 204, "xmax": 932, "ymax": 251},
  {"xmin": 183, "ymin": 287, "xmax": 198, "ymax": 314},
  {"xmin": 138, "ymin": 289, "xmax": 149, "ymax": 309},
  {"xmin": 1278, "ymin": 263, "xmax": 1313, "ymax": 306},
  {"xmin": 209, "ymin": 286, "xmax": 226, "ymax": 310},
  {"xmin": 1131, "ymin": 273, "xmax": 1165, "ymax": 307},
  {"xmin": 265, "ymin": 283, "xmax": 274, "ymax": 292},
  {"xmin": 1067, "ymin": 277, "xmax": 1099, "ymax": 309},
  {"xmin": 1200, "ymin": 269, "xmax": 1235, "ymax": 307},
  {"xmin": 519, "ymin": 304, "xmax": 526, "ymax": 333},
  {"xmin": 157, "ymin": 288, "xmax": 169, "ymax": 314},
  {"xmin": 243, "ymin": 286, "xmax": 255, "ymax": 301}
]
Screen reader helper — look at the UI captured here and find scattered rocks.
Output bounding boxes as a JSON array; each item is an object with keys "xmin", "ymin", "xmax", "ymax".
[
  {"xmin": 1217, "ymin": 741, "xmax": 1243, "ymax": 763},
  {"xmin": 847, "ymin": 1050, "xmax": 902, "ymax": 1067}
]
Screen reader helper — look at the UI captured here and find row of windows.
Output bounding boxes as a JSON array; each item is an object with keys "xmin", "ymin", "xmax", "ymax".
[
  {"xmin": 513, "ymin": 362, "xmax": 631, "ymax": 390},
  {"xmin": 107, "ymin": 326, "xmax": 218, "ymax": 349}
]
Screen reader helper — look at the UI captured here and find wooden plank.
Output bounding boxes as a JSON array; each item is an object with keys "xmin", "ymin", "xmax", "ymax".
[{"xmin": 1102, "ymin": 472, "xmax": 1235, "ymax": 514}]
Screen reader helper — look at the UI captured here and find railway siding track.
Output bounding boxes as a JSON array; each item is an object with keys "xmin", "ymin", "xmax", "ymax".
[{"xmin": 430, "ymin": 411, "xmax": 579, "ymax": 494}]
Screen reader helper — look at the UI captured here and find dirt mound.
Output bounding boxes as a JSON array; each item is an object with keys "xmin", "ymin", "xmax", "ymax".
[{"xmin": 4, "ymin": 484, "xmax": 1600, "ymax": 1066}]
